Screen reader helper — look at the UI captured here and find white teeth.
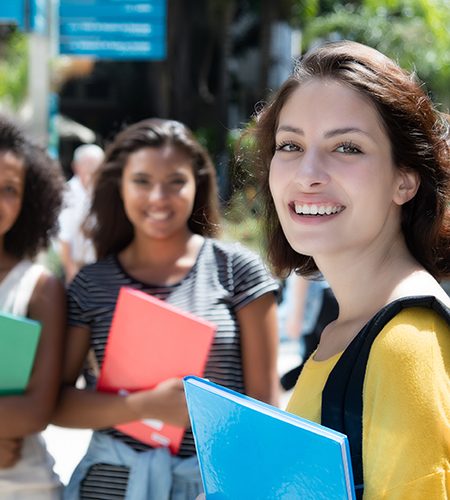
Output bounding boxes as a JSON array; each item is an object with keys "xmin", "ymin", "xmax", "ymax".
[
  {"xmin": 294, "ymin": 203, "xmax": 343, "ymax": 216},
  {"xmin": 147, "ymin": 212, "xmax": 170, "ymax": 221}
]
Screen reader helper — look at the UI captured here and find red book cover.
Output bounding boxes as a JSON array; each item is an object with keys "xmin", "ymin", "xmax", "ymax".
[{"xmin": 97, "ymin": 286, "xmax": 216, "ymax": 454}]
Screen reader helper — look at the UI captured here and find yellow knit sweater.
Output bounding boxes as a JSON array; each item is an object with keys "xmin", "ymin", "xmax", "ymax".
[{"xmin": 286, "ymin": 307, "xmax": 450, "ymax": 499}]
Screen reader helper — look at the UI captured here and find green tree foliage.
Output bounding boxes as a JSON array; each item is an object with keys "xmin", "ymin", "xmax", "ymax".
[
  {"xmin": 297, "ymin": 0, "xmax": 450, "ymax": 107},
  {"xmin": 0, "ymin": 30, "xmax": 28, "ymax": 110}
]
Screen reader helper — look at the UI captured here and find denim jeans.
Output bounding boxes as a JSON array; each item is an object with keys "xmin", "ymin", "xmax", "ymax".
[{"xmin": 63, "ymin": 432, "xmax": 203, "ymax": 500}]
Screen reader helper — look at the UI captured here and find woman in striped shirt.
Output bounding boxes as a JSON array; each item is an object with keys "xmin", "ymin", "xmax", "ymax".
[{"xmin": 53, "ymin": 118, "xmax": 279, "ymax": 500}]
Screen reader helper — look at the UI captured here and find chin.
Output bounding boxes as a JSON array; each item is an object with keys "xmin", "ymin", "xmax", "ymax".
[{"xmin": 284, "ymin": 236, "xmax": 316, "ymax": 257}]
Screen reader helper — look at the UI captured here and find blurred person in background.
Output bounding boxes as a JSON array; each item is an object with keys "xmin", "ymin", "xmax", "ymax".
[
  {"xmin": 58, "ymin": 144, "xmax": 104, "ymax": 284},
  {"xmin": 279, "ymin": 274, "xmax": 338, "ymax": 391}
]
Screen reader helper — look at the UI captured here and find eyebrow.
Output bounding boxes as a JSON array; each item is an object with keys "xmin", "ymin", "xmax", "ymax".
[
  {"xmin": 324, "ymin": 127, "xmax": 371, "ymax": 139},
  {"xmin": 276, "ymin": 125, "xmax": 371, "ymax": 138}
]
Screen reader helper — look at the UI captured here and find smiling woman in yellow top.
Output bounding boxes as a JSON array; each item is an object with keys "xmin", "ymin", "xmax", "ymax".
[{"xmin": 250, "ymin": 40, "xmax": 450, "ymax": 499}]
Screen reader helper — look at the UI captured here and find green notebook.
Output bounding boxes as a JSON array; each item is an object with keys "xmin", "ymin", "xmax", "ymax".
[{"xmin": 0, "ymin": 312, "xmax": 41, "ymax": 395}]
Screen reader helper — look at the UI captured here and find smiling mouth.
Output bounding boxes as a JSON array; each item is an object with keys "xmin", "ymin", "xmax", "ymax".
[
  {"xmin": 293, "ymin": 203, "xmax": 345, "ymax": 216},
  {"xmin": 145, "ymin": 211, "xmax": 171, "ymax": 221}
]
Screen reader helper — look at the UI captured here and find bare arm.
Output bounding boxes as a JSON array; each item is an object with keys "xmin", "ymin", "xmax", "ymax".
[
  {"xmin": 52, "ymin": 325, "xmax": 189, "ymax": 429},
  {"xmin": 238, "ymin": 293, "xmax": 279, "ymax": 407},
  {"xmin": 0, "ymin": 272, "xmax": 66, "ymax": 438},
  {"xmin": 0, "ymin": 438, "xmax": 22, "ymax": 468}
]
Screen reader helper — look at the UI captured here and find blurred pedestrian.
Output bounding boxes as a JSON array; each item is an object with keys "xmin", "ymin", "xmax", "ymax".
[
  {"xmin": 252, "ymin": 40, "xmax": 450, "ymax": 498},
  {"xmin": 0, "ymin": 115, "xmax": 65, "ymax": 498},
  {"xmin": 53, "ymin": 118, "xmax": 279, "ymax": 499},
  {"xmin": 279, "ymin": 275, "xmax": 338, "ymax": 391},
  {"xmin": 58, "ymin": 144, "xmax": 104, "ymax": 284}
]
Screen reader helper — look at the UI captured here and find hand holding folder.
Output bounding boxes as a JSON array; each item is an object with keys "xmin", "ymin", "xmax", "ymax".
[{"xmin": 97, "ymin": 287, "xmax": 216, "ymax": 454}]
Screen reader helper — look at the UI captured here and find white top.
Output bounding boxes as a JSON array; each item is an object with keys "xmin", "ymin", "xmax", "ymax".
[
  {"xmin": 58, "ymin": 176, "xmax": 96, "ymax": 264},
  {"xmin": 0, "ymin": 260, "xmax": 45, "ymax": 316}
]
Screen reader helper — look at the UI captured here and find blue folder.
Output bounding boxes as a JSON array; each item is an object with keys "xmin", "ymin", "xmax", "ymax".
[{"xmin": 184, "ymin": 376, "xmax": 356, "ymax": 500}]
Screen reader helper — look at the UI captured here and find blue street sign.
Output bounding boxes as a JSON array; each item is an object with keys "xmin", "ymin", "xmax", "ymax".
[
  {"xmin": 0, "ymin": 1, "xmax": 26, "ymax": 29},
  {"xmin": 59, "ymin": 39, "xmax": 165, "ymax": 60},
  {"xmin": 60, "ymin": 21, "xmax": 165, "ymax": 39},
  {"xmin": 60, "ymin": 1, "xmax": 165, "ymax": 20},
  {"xmin": 59, "ymin": 0, "xmax": 167, "ymax": 60}
]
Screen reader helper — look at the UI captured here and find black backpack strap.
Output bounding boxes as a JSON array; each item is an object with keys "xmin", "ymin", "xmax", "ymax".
[{"xmin": 321, "ymin": 296, "xmax": 450, "ymax": 498}]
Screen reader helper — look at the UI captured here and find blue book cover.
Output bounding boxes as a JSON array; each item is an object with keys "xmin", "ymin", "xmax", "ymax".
[{"xmin": 184, "ymin": 376, "xmax": 356, "ymax": 500}]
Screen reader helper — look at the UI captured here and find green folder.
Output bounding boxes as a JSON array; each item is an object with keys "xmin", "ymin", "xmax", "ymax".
[{"xmin": 0, "ymin": 312, "xmax": 41, "ymax": 395}]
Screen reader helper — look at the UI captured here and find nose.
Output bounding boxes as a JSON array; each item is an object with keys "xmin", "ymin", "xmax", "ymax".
[
  {"xmin": 148, "ymin": 183, "xmax": 168, "ymax": 202},
  {"xmin": 293, "ymin": 149, "xmax": 329, "ymax": 189}
]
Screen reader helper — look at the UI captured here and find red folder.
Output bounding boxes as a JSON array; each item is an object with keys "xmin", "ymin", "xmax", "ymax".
[{"xmin": 97, "ymin": 286, "xmax": 216, "ymax": 454}]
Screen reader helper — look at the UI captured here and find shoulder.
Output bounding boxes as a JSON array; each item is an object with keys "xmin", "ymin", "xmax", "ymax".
[
  {"xmin": 373, "ymin": 306, "xmax": 448, "ymax": 353},
  {"xmin": 29, "ymin": 267, "xmax": 65, "ymax": 311},
  {"xmin": 68, "ymin": 255, "xmax": 121, "ymax": 299},
  {"xmin": 204, "ymin": 239, "xmax": 279, "ymax": 304},
  {"xmin": 367, "ymin": 305, "xmax": 449, "ymax": 388},
  {"xmin": 207, "ymin": 238, "xmax": 268, "ymax": 268},
  {"xmin": 206, "ymin": 238, "xmax": 277, "ymax": 284},
  {"xmin": 74, "ymin": 255, "xmax": 118, "ymax": 282}
]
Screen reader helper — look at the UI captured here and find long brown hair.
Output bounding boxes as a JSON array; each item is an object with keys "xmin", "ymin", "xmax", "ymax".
[{"xmin": 89, "ymin": 119, "xmax": 221, "ymax": 259}]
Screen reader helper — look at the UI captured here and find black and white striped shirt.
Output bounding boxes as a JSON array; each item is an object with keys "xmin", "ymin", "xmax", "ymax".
[{"xmin": 68, "ymin": 238, "xmax": 278, "ymax": 498}]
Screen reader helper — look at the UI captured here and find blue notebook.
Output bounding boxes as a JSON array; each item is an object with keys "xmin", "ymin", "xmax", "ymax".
[{"xmin": 184, "ymin": 376, "xmax": 356, "ymax": 500}]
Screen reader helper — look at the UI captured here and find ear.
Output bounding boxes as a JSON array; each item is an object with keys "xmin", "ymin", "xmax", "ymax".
[{"xmin": 393, "ymin": 168, "xmax": 420, "ymax": 206}]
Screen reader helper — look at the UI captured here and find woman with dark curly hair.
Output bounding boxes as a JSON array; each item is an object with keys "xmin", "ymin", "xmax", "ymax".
[
  {"xmin": 53, "ymin": 118, "xmax": 279, "ymax": 499},
  {"xmin": 251, "ymin": 41, "xmax": 449, "ymax": 498},
  {"xmin": 0, "ymin": 115, "xmax": 65, "ymax": 498}
]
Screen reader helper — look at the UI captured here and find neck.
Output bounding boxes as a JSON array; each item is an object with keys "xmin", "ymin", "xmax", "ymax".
[
  {"xmin": 316, "ymin": 234, "xmax": 422, "ymax": 322},
  {"xmin": 122, "ymin": 230, "xmax": 200, "ymax": 267}
]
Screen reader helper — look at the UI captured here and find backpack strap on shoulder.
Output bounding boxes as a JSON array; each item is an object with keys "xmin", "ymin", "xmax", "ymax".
[{"xmin": 321, "ymin": 295, "xmax": 449, "ymax": 499}]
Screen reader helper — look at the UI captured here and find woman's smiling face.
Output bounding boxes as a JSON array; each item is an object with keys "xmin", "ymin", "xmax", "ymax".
[
  {"xmin": 269, "ymin": 78, "xmax": 416, "ymax": 261},
  {"xmin": 120, "ymin": 145, "xmax": 196, "ymax": 242}
]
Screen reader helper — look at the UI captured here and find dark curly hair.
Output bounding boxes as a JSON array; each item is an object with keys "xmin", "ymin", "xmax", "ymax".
[
  {"xmin": 250, "ymin": 40, "xmax": 450, "ymax": 279},
  {"xmin": 89, "ymin": 118, "xmax": 221, "ymax": 259},
  {"xmin": 0, "ymin": 115, "xmax": 64, "ymax": 259}
]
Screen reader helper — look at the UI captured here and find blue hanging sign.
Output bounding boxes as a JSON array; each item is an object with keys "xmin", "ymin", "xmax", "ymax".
[
  {"xmin": 60, "ymin": 0, "xmax": 165, "ymax": 19},
  {"xmin": 59, "ymin": 0, "xmax": 167, "ymax": 60}
]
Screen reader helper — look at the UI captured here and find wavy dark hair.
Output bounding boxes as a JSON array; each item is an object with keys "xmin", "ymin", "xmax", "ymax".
[
  {"xmin": 89, "ymin": 118, "xmax": 221, "ymax": 259},
  {"xmin": 0, "ymin": 115, "xmax": 64, "ymax": 259},
  {"xmin": 250, "ymin": 40, "xmax": 450, "ymax": 279}
]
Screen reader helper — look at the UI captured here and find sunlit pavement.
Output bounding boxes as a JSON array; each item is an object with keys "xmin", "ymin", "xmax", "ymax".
[{"xmin": 43, "ymin": 339, "xmax": 301, "ymax": 485}]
